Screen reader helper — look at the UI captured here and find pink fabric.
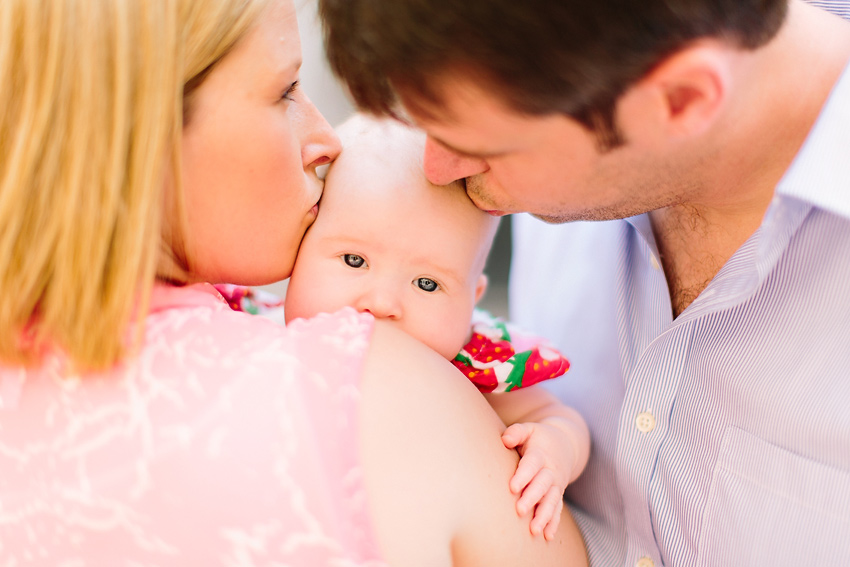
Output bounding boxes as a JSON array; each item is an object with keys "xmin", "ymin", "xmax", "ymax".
[{"xmin": 0, "ymin": 283, "xmax": 386, "ymax": 565}]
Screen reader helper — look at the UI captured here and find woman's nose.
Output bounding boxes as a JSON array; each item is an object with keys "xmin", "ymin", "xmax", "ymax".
[
  {"xmin": 423, "ymin": 136, "xmax": 488, "ymax": 186},
  {"xmin": 300, "ymin": 92, "xmax": 342, "ymax": 167}
]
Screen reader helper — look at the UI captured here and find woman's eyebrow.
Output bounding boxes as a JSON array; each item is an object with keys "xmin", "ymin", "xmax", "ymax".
[{"xmin": 270, "ymin": 58, "xmax": 302, "ymax": 80}]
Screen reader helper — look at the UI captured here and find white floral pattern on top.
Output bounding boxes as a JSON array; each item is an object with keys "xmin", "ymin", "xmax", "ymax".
[{"xmin": 0, "ymin": 283, "xmax": 386, "ymax": 566}]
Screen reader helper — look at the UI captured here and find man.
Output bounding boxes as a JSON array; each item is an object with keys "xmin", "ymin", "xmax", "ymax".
[{"xmin": 319, "ymin": 0, "xmax": 850, "ymax": 565}]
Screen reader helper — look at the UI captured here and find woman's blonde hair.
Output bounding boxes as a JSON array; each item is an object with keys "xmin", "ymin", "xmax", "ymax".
[{"xmin": 0, "ymin": 0, "xmax": 270, "ymax": 370}]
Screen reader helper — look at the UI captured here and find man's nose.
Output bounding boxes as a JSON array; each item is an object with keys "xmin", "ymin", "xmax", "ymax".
[{"xmin": 423, "ymin": 137, "xmax": 488, "ymax": 186}]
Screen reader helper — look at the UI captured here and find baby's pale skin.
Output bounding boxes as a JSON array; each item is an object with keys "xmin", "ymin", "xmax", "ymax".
[{"xmin": 285, "ymin": 115, "xmax": 590, "ymax": 539}]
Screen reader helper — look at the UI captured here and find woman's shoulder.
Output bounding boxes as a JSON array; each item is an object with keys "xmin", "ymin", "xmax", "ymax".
[
  {"xmin": 358, "ymin": 322, "xmax": 588, "ymax": 567},
  {"xmin": 147, "ymin": 283, "xmax": 374, "ymax": 367},
  {"xmin": 0, "ymin": 284, "xmax": 385, "ymax": 563}
]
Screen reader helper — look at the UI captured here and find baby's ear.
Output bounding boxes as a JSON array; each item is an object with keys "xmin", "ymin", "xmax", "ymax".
[{"xmin": 474, "ymin": 274, "xmax": 489, "ymax": 304}]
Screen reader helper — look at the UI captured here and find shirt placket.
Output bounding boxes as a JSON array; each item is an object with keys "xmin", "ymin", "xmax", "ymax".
[
  {"xmin": 615, "ymin": 222, "xmax": 689, "ymax": 567},
  {"xmin": 617, "ymin": 322, "xmax": 694, "ymax": 567}
]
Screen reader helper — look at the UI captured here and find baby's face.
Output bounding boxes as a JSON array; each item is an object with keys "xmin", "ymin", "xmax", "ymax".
[{"xmin": 284, "ymin": 150, "xmax": 496, "ymax": 360}]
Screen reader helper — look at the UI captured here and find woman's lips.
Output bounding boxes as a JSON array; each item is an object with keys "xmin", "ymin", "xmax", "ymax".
[{"xmin": 310, "ymin": 192, "xmax": 322, "ymax": 217}]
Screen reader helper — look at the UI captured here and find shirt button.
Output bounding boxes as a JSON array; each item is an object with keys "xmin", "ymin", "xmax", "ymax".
[
  {"xmin": 636, "ymin": 558, "xmax": 655, "ymax": 567},
  {"xmin": 635, "ymin": 412, "xmax": 656, "ymax": 433}
]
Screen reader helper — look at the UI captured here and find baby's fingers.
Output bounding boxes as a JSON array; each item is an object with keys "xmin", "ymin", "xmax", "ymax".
[
  {"xmin": 529, "ymin": 485, "xmax": 562, "ymax": 537},
  {"xmin": 516, "ymin": 467, "xmax": 555, "ymax": 516},
  {"xmin": 502, "ymin": 422, "xmax": 532, "ymax": 450},
  {"xmin": 542, "ymin": 492, "xmax": 564, "ymax": 541},
  {"xmin": 510, "ymin": 450, "xmax": 544, "ymax": 494}
]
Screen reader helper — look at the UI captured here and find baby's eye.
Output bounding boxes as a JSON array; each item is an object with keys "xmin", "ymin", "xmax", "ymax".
[
  {"xmin": 416, "ymin": 277, "xmax": 439, "ymax": 292},
  {"xmin": 343, "ymin": 254, "xmax": 366, "ymax": 268}
]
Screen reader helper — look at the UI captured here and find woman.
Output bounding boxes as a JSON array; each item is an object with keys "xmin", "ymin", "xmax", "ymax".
[{"xmin": 0, "ymin": 0, "xmax": 587, "ymax": 564}]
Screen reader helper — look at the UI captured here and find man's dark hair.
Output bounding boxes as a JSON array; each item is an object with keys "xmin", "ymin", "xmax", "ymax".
[{"xmin": 320, "ymin": 0, "xmax": 787, "ymax": 147}]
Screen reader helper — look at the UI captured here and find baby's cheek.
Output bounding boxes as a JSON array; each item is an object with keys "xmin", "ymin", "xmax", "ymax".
[
  {"xmin": 388, "ymin": 317, "xmax": 442, "ymax": 360},
  {"xmin": 420, "ymin": 316, "xmax": 470, "ymax": 362},
  {"xmin": 283, "ymin": 274, "xmax": 325, "ymax": 322},
  {"xmin": 285, "ymin": 258, "xmax": 344, "ymax": 318}
]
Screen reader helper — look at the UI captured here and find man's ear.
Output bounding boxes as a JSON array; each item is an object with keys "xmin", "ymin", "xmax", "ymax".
[
  {"xmin": 474, "ymin": 274, "xmax": 488, "ymax": 305},
  {"xmin": 626, "ymin": 41, "xmax": 731, "ymax": 140}
]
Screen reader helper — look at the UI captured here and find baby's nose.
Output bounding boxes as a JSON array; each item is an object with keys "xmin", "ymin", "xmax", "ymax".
[{"xmin": 356, "ymin": 289, "xmax": 402, "ymax": 320}]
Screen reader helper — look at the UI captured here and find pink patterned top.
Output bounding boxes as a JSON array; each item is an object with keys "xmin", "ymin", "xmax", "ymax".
[{"xmin": 0, "ymin": 283, "xmax": 387, "ymax": 565}]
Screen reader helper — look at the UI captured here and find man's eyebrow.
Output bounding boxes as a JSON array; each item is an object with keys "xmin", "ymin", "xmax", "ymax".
[{"xmin": 431, "ymin": 135, "xmax": 502, "ymax": 159}]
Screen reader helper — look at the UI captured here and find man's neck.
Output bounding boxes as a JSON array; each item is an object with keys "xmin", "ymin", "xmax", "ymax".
[
  {"xmin": 650, "ymin": 202, "xmax": 767, "ymax": 317},
  {"xmin": 650, "ymin": 0, "xmax": 850, "ymax": 318}
]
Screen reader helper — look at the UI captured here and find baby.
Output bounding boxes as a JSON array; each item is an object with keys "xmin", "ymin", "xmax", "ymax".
[{"xmin": 284, "ymin": 115, "xmax": 590, "ymax": 540}]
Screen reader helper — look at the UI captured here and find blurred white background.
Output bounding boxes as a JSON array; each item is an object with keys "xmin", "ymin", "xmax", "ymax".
[{"xmin": 293, "ymin": 0, "xmax": 354, "ymax": 128}]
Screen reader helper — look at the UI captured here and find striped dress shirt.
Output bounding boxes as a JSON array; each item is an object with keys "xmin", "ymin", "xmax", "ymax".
[
  {"xmin": 809, "ymin": 0, "xmax": 850, "ymax": 18},
  {"xmin": 509, "ymin": 10, "xmax": 850, "ymax": 567}
]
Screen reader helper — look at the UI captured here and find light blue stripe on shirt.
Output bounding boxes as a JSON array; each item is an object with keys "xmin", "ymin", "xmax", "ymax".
[{"xmin": 808, "ymin": 0, "xmax": 850, "ymax": 18}]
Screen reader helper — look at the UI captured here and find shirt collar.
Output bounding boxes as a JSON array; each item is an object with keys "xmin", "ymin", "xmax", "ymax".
[
  {"xmin": 148, "ymin": 282, "xmax": 229, "ymax": 314},
  {"xmin": 776, "ymin": 60, "xmax": 850, "ymax": 220}
]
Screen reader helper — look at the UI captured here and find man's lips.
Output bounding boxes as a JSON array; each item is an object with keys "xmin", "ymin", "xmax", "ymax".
[
  {"xmin": 466, "ymin": 192, "xmax": 506, "ymax": 216},
  {"xmin": 462, "ymin": 179, "xmax": 508, "ymax": 216}
]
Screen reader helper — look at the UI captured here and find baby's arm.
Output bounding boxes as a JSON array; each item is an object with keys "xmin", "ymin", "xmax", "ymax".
[{"xmin": 485, "ymin": 388, "xmax": 590, "ymax": 541}]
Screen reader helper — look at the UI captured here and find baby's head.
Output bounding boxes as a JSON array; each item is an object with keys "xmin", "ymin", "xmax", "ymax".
[{"xmin": 284, "ymin": 114, "xmax": 499, "ymax": 359}]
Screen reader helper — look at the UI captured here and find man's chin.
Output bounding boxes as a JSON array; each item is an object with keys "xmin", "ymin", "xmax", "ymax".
[{"xmin": 531, "ymin": 212, "xmax": 575, "ymax": 224}]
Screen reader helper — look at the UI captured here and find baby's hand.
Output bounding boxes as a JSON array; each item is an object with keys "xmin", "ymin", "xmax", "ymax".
[{"xmin": 502, "ymin": 421, "xmax": 575, "ymax": 541}]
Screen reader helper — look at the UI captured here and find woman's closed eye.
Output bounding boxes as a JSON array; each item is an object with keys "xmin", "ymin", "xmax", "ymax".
[
  {"xmin": 415, "ymin": 277, "xmax": 440, "ymax": 292},
  {"xmin": 281, "ymin": 80, "xmax": 300, "ymax": 102},
  {"xmin": 342, "ymin": 253, "xmax": 367, "ymax": 268}
]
